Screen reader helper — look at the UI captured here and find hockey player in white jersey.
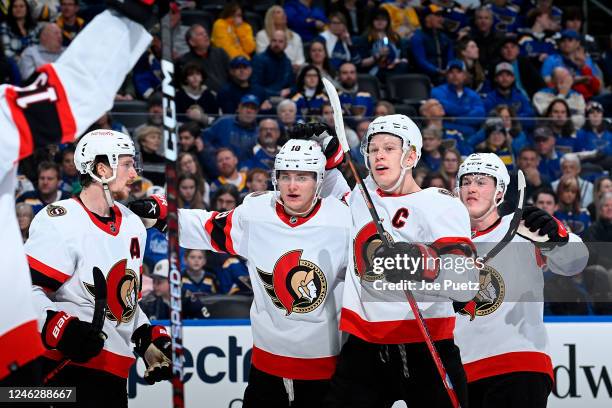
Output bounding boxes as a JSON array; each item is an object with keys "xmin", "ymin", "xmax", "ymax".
[
  {"xmin": 131, "ymin": 138, "xmax": 351, "ymax": 407},
  {"xmin": 323, "ymin": 114, "xmax": 479, "ymax": 408},
  {"xmin": 453, "ymin": 153, "xmax": 588, "ymax": 408},
  {"xmin": 25, "ymin": 129, "xmax": 172, "ymax": 406},
  {"xmin": 0, "ymin": 0, "xmax": 155, "ymax": 386}
]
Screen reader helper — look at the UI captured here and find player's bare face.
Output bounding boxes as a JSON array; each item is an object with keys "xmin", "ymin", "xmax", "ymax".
[
  {"xmin": 278, "ymin": 170, "xmax": 317, "ymax": 214},
  {"xmin": 459, "ymin": 174, "xmax": 498, "ymax": 218},
  {"xmin": 108, "ymin": 156, "xmax": 137, "ymax": 200},
  {"xmin": 368, "ymin": 134, "xmax": 405, "ymax": 190}
]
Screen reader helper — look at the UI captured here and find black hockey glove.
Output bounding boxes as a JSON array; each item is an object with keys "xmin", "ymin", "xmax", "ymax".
[
  {"xmin": 518, "ymin": 206, "xmax": 569, "ymax": 247},
  {"xmin": 128, "ymin": 194, "xmax": 167, "ymax": 232},
  {"xmin": 288, "ymin": 122, "xmax": 344, "ymax": 170},
  {"xmin": 42, "ymin": 311, "xmax": 105, "ymax": 363},
  {"xmin": 373, "ymin": 242, "xmax": 440, "ymax": 283},
  {"xmin": 132, "ymin": 324, "xmax": 172, "ymax": 384},
  {"xmin": 106, "ymin": 0, "xmax": 165, "ymax": 29}
]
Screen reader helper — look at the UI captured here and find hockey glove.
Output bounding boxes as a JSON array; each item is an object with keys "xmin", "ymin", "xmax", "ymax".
[
  {"xmin": 106, "ymin": 0, "xmax": 164, "ymax": 29},
  {"xmin": 373, "ymin": 242, "xmax": 440, "ymax": 283},
  {"xmin": 128, "ymin": 194, "xmax": 167, "ymax": 232},
  {"xmin": 132, "ymin": 324, "xmax": 172, "ymax": 385},
  {"xmin": 518, "ymin": 206, "xmax": 569, "ymax": 248},
  {"xmin": 287, "ymin": 122, "xmax": 344, "ymax": 170},
  {"xmin": 42, "ymin": 311, "xmax": 105, "ymax": 363}
]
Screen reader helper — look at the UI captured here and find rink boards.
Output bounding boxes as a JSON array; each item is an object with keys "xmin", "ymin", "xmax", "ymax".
[{"xmin": 128, "ymin": 317, "xmax": 612, "ymax": 408}]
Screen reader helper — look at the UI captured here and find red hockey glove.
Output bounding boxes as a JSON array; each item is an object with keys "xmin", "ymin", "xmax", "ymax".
[
  {"xmin": 128, "ymin": 194, "xmax": 167, "ymax": 232},
  {"xmin": 373, "ymin": 242, "xmax": 440, "ymax": 283},
  {"xmin": 132, "ymin": 324, "xmax": 172, "ymax": 384},
  {"xmin": 42, "ymin": 311, "xmax": 106, "ymax": 363},
  {"xmin": 106, "ymin": 0, "xmax": 164, "ymax": 29},
  {"xmin": 518, "ymin": 206, "xmax": 569, "ymax": 248}
]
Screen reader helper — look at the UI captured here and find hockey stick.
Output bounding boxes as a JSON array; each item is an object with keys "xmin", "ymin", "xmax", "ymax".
[
  {"xmin": 322, "ymin": 78, "xmax": 461, "ymax": 408},
  {"xmin": 43, "ymin": 267, "xmax": 107, "ymax": 384},
  {"xmin": 481, "ymin": 170, "xmax": 526, "ymax": 264},
  {"xmin": 160, "ymin": 2, "xmax": 184, "ymax": 407}
]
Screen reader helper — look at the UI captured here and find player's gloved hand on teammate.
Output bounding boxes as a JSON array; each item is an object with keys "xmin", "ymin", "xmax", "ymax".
[
  {"xmin": 106, "ymin": 0, "xmax": 165, "ymax": 29},
  {"xmin": 128, "ymin": 194, "xmax": 167, "ymax": 232},
  {"xmin": 132, "ymin": 324, "xmax": 172, "ymax": 385},
  {"xmin": 42, "ymin": 311, "xmax": 106, "ymax": 363},
  {"xmin": 373, "ymin": 242, "xmax": 440, "ymax": 283},
  {"xmin": 518, "ymin": 206, "xmax": 569, "ymax": 248},
  {"xmin": 288, "ymin": 122, "xmax": 344, "ymax": 170}
]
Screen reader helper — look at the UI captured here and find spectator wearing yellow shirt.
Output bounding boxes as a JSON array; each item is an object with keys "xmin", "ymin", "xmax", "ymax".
[
  {"xmin": 211, "ymin": 1, "xmax": 255, "ymax": 60},
  {"xmin": 380, "ymin": 0, "xmax": 420, "ymax": 39}
]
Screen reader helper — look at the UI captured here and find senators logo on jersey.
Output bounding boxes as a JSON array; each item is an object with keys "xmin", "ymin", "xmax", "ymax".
[
  {"xmin": 459, "ymin": 264, "xmax": 505, "ymax": 321},
  {"xmin": 256, "ymin": 250, "xmax": 327, "ymax": 315},
  {"xmin": 85, "ymin": 259, "xmax": 138, "ymax": 324},
  {"xmin": 353, "ymin": 221, "xmax": 394, "ymax": 282}
]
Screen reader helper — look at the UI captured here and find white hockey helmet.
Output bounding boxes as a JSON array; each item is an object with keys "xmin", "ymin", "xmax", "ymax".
[
  {"xmin": 272, "ymin": 139, "xmax": 326, "ymax": 214},
  {"xmin": 360, "ymin": 114, "xmax": 423, "ymax": 169},
  {"xmin": 457, "ymin": 153, "xmax": 510, "ymax": 206},
  {"xmin": 74, "ymin": 129, "xmax": 136, "ymax": 184}
]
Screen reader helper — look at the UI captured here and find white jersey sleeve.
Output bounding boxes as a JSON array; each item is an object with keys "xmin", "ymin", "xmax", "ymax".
[
  {"xmin": 541, "ymin": 233, "xmax": 589, "ymax": 277},
  {"xmin": 320, "ymin": 169, "xmax": 351, "ymax": 199},
  {"xmin": 427, "ymin": 197, "xmax": 479, "ymax": 302}
]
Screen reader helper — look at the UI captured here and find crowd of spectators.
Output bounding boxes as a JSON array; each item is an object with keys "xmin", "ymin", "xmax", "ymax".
[{"xmin": 9, "ymin": 0, "xmax": 612, "ymax": 318}]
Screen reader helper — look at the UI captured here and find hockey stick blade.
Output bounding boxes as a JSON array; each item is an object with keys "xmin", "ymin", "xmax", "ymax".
[
  {"xmin": 322, "ymin": 77, "xmax": 350, "ymax": 153},
  {"xmin": 482, "ymin": 169, "xmax": 526, "ymax": 264}
]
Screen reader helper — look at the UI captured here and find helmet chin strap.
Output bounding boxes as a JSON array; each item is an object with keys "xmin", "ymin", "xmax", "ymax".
[
  {"xmin": 470, "ymin": 190, "xmax": 504, "ymax": 223},
  {"xmin": 379, "ymin": 150, "xmax": 411, "ymax": 193},
  {"xmin": 88, "ymin": 168, "xmax": 117, "ymax": 208},
  {"xmin": 273, "ymin": 180, "xmax": 322, "ymax": 217}
]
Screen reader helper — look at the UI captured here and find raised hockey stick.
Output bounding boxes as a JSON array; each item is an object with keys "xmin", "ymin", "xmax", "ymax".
[
  {"xmin": 43, "ymin": 267, "xmax": 107, "ymax": 384},
  {"xmin": 481, "ymin": 170, "xmax": 526, "ymax": 264},
  {"xmin": 322, "ymin": 77, "xmax": 461, "ymax": 408},
  {"xmin": 160, "ymin": 2, "xmax": 184, "ymax": 406}
]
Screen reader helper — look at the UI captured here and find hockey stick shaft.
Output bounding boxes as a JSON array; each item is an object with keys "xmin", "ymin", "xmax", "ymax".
[
  {"xmin": 321, "ymin": 78, "xmax": 460, "ymax": 408},
  {"xmin": 160, "ymin": 2, "xmax": 184, "ymax": 407}
]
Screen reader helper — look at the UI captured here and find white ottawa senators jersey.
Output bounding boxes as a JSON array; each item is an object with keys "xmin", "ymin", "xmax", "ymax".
[
  {"xmin": 179, "ymin": 192, "xmax": 351, "ymax": 380},
  {"xmin": 341, "ymin": 186, "xmax": 479, "ymax": 344},
  {"xmin": 0, "ymin": 11, "xmax": 149, "ymax": 379},
  {"xmin": 454, "ymin": 215, "xmax": 588, "ymax": 383},
  {"xmin": 25, "ymin": 198, "xmax": 149, "ymax": 378}
]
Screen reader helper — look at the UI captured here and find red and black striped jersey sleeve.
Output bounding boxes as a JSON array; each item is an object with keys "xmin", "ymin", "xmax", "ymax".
[{"xmin": 179, "ymin": 208, "xmax": 244, "ymax": 257}]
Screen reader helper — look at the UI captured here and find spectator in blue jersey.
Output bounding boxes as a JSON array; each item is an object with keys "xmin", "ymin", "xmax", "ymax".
[
  {"xmin": 291, "ymin": 65, "xmax": 328, "ymax": 119},
  {"xmin": 58, "ymin": 147, "xmax": 78, "ymax": 195},
  {"xmin": 284, "ymin": 0, "xmax": 327, "ymax": 43},
  {"xmin": 437, "ymin": 1, "xmax": 469, "ymax": 39},
  {"xmin": 417, "ymin": 126, "xmax": 444, "ymax": 172},
  {"xmin": 410, "ymin": 4, "xmax": 453, "ymax": 85},
  {"xmin": 483, "ymin": 62, "xmax": 536, "ymax": 123},
  {"xmin": 203, "ymin": 94, "xmax": 259, "ymax": 164},
  {"xmin": 518, "ymin": 9, "xmax": 557, "ymax": 69},
  {"xmin": 211, "ymin": 148, "xmax": 248, "ymax": 196},
  {"xmin": 221, "ymin": 257, "xmax": 252, "ymax": 295},
  {"xmin": 551, "ymin": 153, "xmax": 594, "ymax": 209},
  {"xmin": 563, "ymin": 7, "xmax": 600, "ymax": 59},
  {"xmin": 175, "ymin": 62, "xmax": 219, "ymax": 116},
  {"xmin": 356, "ymin": 7, "xmax": 406, "ymax": 82},
  {"xmin": 315, "ymin": 12, "xmax": 360, "ymax": 71},
  {"xmin": 419, "ymin": 98, "xmax": 472, "ymax": 156},
  {"xmin": 541, "ymin": 30, "xmax": 600, "ymax": 83},
  {"xmin": 431, "ymin": 59, "xmax": 485, "ymax": 134},
  {"xmin": 475, "ymin": 120, "xmax": 515, "ymax": 170},
  {"xmin": 17, "ymin": 161, "xmax": 70, "ymax": 214},
  {"xmin": 533, "ymin": 67, "xmax": 586, "ymax": 129},
  {"xmin": 554, "ymin": 175, "xmax": 591, "ymax": 236},
  {"xmin": 132, "ymin": 29, "xmax": 161, "ymax": 99},
  {"xmin": 246, "ymin": 168, "xmax": 270, "ymax": 194},
  {"xmin": 251, "ymin": 30, "xmax": 294, "ymax": 99},
  {"xmin": 544, "ymin": 99, "xmax": 578, "ymax": 154},
  {"xmin": 488, "ymin": 0, "xmax": 520, "ymax": 33},
  {"xmin": 218, "ymin": 56, "xmax": 270, "ymax": 114},
  {"xmin": 182, "ymin": 249, "xmax": 218, "ymax": 297},
  {"xmin": 534, "ymin": 125, "xmax": 562, "ymax": 181},
  {"xmin": 247, "ymin": 118, "xmax": 281, "ymax": 171},
  {"xmin": 337, "ymin": 61, "xmax": 375, "ymax": 119},
  {"xmin": 576, "ymin": 102, "xmax": 612, "ymax": 168}
]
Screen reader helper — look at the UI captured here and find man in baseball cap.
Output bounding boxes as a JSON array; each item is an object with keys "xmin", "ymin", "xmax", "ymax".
[{"xmin": 483, "ymin": 62, "xmax": 535, "ymax": 122}]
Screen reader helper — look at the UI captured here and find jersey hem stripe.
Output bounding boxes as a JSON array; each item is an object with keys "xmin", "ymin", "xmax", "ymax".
[
  {"xmin": 251, "ymin": 345, "xmax": 337, "ymax": 380},
  {"xmin": 0, "ymin": 320, "xmax": 45, "ymax": 379},
  {"xmin": 464, "ymin": 351, "xmax": 554, "ymax": 383},
  {"xmin": 27, "ymin": 255, "xmax": 71, "ymax": 284},
  {"xmin": 339, "ymin": 307, "xmax": 455, "ymax": 344}
]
